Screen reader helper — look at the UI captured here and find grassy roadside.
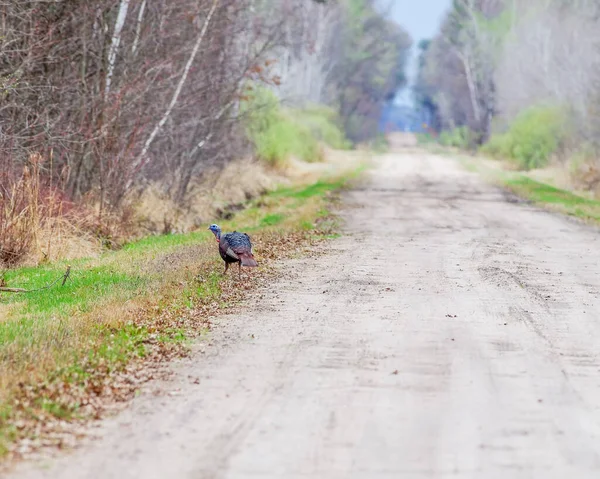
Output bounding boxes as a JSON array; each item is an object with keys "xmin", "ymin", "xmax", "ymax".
[
  {"xmin": 460, "ymin": 156, "xmax": 600, "ymax": 224},
  {"xmin": 0, "ymin": 165, "xmax": 364, "ymax": 459}
]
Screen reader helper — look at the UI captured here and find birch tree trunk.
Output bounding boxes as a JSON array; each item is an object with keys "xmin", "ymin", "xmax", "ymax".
[
  {"xmin": 457, "ymin": 49, "xmax": 482, "ymax": 125},
  {"xmin": 131, "ymin": 0, "xmax": 220, "ymax": 175},
  {"xmin": 131, "ymin": 0, "xmax": 147, "ymax": 57},
  {"xmin": 105, "ymin": 0, "xmax": 130, "ymax": 95}
]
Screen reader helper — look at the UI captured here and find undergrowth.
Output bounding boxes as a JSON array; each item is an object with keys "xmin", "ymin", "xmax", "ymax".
[
  {"xmin": 481, "ymin": 105, "xmax": 567, "ymax": 170},
  {"xmin": 460, "ymin": 155, "xmax": 600, "ymax": 224},
  {"xmin": 1, "ymin": 93, "xmax": 350, "ymax": 271},
  {"xmin": 243, "ymin": 87, "xmax": 349, "ymax": 166},
  {"xmin": 0, "ymin": 153, "xmax": 133, "ymax": 270},
  {"xmin": 0, "ymin": 164, "xmax": 363, "ymax": 459},
  {"xmin": 439, "ymin": 126, "xmax": 476, "ymax": 149},
  {"xmin": 503, "ymin": 176, "xmax": 600, "ymax": 222}
]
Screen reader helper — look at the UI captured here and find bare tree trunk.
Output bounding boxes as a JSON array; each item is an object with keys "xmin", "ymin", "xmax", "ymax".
[
  {"xmin": 457, "ymin": 49, "xmax": 482, "ymax": 125},
  {"xmin": 132, "ymin": 0, "xmax": 147, "ymax": 57},
  {"xmin": 174, "ymin": 98, "xmax": 235, "ymax": 203},
  {"xmin": 106, "ymin": 0, "xmax": 130, "ymax": 95},
  {"xmin": 131, "ymin": 0, "xmax": 220, "ymax": 175}
]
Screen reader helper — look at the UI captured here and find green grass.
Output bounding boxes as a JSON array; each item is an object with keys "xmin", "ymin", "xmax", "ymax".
[
  {"xmin": 260, "ymin": 213, "xmax": 285, "ymax": 227},
  {"xmin": 272, "ymin": 181, "xmax": 338, "ymax": 200},
  {"xmin": 122, "ymin": 230, "xmax": 205, "ymax": 253},
  {"xmin": 242, "ymin": 86, "xmax": 349, "ymax": 165},
  {"xmin": 37, "ymin": 398, "xmax": 78, "ymax": 420},
  {"xmin": 439, "ymin": 126, "xmax": 476, "ymax": 149},
  {"xmin": 269, "ymin": 167, "xmax": 364, "ymax": 201},
  {"xmin": 504, "ymin": 176, "xmax": 600, "ymax": 222},
  {"xmin": 2, "ymin": 265, "xmax": 144, "ymax": 317},
  {"xmin": 460, "ymin": 155, "xmax": 600, "ymax": 223},
  {"xmin": 0, "ymin": 164, "xmax": 364, "ymax": 457},
  {"xmin": 481, "ymin": 105, "xmax": 567, "ymax": 170}
]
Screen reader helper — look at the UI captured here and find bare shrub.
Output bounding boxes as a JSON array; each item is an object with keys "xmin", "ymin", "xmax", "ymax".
[
  {"xmin": 0, "ymin": 0, "xmax": 411, "ymax": 266},
  {"xmin": 0, "ymin": 154, "xmax": 64, "ymax": 266}
]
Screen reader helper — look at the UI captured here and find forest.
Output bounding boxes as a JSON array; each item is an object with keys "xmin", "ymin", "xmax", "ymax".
[
  {"xmin": 6, "ymin": 1, "xmax": 600, "ymax": 469},
  {"xmin": 0, "ymin": 0, "xmax": 410, "ymax": 267},
  {"xmin": 416, "ymin": 0, "xmax": 600, "ymax": 188}
]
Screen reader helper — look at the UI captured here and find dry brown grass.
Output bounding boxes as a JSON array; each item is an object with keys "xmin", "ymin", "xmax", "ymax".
[
  {"xmin": 32, "ymin": 220, "xmax": 103, "ymax": 265},
  {"xmin": 0, "ymin": 154, "xmax": 63, "ymax": 266},
  {"xmin": 283, "ymin": 147, "xmax": 367, "ymax": 183},
  {"xmin": 131, "ymin": 151, "xmax": 366, "ymax": 235},
  {"xmin": 134, "ymin": 158, "xmax": 287, "ymax": 234},
  {"xmin": 0, "ymin": 149, "xmax": 366, "ymax": 461},
  {"xmin": 468, "ymin": 150, "xmax": 600, "ymax": 200},
  {"xmin": 1, "ymin": 151, "xmax": 359, "ymax": 270},
  {"xmin": 569, "ymin": 162, "xmax": 600, "ymax": 197},
  {"xmin": 510, "ymin": 160, "xmax": 600, "ymax": 200},
  {"xmin": 0, "ymin": 154, "xmax": 135, "ymax": 268}
]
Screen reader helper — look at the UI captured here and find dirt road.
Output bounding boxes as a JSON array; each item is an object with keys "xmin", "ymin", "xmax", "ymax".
[{"xmin": 12, "ymin": 150, "xmax": 600, "ymax": 478}]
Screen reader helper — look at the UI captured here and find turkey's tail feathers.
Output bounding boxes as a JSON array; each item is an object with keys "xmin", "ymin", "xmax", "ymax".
[{"xmin": 239, "ymin": 252, "xmax": 258, "ymax": 267}]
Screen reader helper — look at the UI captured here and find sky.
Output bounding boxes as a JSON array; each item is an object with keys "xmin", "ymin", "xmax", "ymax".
[{"xmin": 385, "ymin": 0, "xmax": 452, "ymax": 105}]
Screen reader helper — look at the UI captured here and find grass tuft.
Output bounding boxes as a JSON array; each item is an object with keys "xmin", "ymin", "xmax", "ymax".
[
  {"xmin": 260, "ymin": 213, "xmax": 285, "ymax": 227},
  {"xmin": 460, "ymin": 155, "xmax": 600, "ymax": 223},
  {"xmin": 0, "ymin": 161, "xmax": 364, "ymax": 460},
  {"xmin": 504, "ymin": 176, "xmax": 600, "ymax": 222}
]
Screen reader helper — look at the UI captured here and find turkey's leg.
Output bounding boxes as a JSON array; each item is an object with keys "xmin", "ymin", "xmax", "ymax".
[{"xmin": 223, "ymin": 262, "xmax": 229, "ymax": 275}]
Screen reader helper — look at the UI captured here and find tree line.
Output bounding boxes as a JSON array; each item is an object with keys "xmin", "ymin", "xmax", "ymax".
[
  {"xmin": 415, "ymin": 0, "xmax": 600, "ymax": 170},
  {"xmin": 0, "ymin": 0, "xmax": 410, "ymax": 213}
]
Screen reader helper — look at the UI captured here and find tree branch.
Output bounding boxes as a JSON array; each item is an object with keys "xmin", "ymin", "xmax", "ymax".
[{"xmin": 131, "ymin": 0, "xmax": 220, "ymax": 174}]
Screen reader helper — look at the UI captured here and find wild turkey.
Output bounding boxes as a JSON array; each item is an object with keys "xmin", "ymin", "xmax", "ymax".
[{"xmin": 208, "ymin": 224, "xmax": 258, "ymax": 278}]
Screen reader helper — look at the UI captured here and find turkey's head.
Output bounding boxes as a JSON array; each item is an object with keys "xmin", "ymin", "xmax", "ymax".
[{"xmin": 208, "ymin": 224, "xmax": 221, "ymax": 242}]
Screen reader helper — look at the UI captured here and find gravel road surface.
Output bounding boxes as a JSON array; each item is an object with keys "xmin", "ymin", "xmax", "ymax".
[{"xmin": 12, "ymin": 148, "xmax": 600, "ymax": 478}]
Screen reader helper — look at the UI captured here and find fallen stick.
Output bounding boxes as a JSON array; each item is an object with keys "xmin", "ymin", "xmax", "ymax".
[
  {"xmin": 0, "ymin": 287, "xmax": 30, "ymax": 293},
  {"xmin": 0, "ymin": 265, "xmax": 71, "ymax": 294}
]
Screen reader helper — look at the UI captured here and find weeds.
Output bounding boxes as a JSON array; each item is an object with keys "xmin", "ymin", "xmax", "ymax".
[
  {"xmin": 243, "ymin": 87, "xmax": 349, "ymax": 166},
  {"xmin": 439, "ymin": 126, "xmax": 475, "ymax": 149},
  {"xmin": 0, "ymin": 161, "xmax": 364, "ymax": 460},
  {"xmin": 504, "ymin": 176, "xmax": 600, "ymax": 222},
  {"xmin": 461, "ymin": 155, "xmax": 600, "ymax": 224},
  {"xmin": 481, "ymin": 105, "xmax": 567, "ymax": 170},
  {"xmin": 260, "ymin": 213, "xmax": 285, "ymax": 227},
  {"xmin": 0, "ymin": 153, "xmax": 134, "ymax": 269},
  {"xmin": 0, "ymin": 154, "xmax": 56, "ymax": 266}
]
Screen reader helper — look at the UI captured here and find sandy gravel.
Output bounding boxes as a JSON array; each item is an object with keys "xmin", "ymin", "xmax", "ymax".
[{"xmin": 11, "ymin": 146, "xmax": 600, "ymax": 478}]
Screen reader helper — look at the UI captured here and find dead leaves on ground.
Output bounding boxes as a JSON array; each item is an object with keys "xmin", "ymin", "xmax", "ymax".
[{"xmin": 1, "ymin": 226, "xmax": 332, "ymax": 464}]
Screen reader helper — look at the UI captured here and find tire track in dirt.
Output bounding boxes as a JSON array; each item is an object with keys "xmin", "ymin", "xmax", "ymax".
[{"xmin": 10, "ymin": 149, "xmax": 600, "ymax": 478}]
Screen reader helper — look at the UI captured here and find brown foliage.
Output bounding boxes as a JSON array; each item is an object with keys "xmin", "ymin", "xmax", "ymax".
[
  {"xmin": 0, "ymin": 0, "xmax": 408, "ymax": 267},
  {"xmin": 0, "ymin": 154, "xmax": 63, "ymax": 266},
  {"xmin": 0, "ymin": 0, "xmax": 272, "ymax": 209}
]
